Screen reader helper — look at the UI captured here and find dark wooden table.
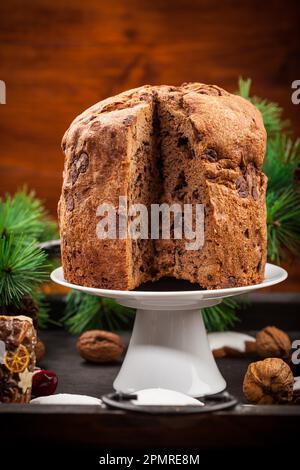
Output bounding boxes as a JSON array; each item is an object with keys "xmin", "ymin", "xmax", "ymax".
[{"xmin": 1, "ymin": 298, "xmax": 299, "ymax": 454}]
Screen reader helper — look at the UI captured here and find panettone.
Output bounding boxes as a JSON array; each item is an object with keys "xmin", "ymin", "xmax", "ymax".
[{"xmin": 59, "ymin": 83, "xmax": 267, "ymax": 290}]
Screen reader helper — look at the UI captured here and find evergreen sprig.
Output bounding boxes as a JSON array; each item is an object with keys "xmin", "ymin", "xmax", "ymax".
[
  {"xmin": 0, "ymin": 235, "xmax": 49, "ymax": 306},
  {"xmin": 0, "ymin": 187, "xmax": 59, "ymax": 243},
  {"xmin": 267, "ymin": 188, "xmax": 300, "ymax": 262},
  {"xmin": 0, "ymin": 188, "xmax": 57, "ymax": 326},
  {"xmin": 237, "ymin": 78, "xmax": 300, "ymax": 262},
  {"xmin": 264, "ymin": 135, "xmax": 300, "ymax": 192},
  {"xmin": 62, "ymin": 291, "xmax": 134, "ymax": 334},
  {"xmin": 203, "ymin": 298, "xmax": 240, "ymax": 332}
]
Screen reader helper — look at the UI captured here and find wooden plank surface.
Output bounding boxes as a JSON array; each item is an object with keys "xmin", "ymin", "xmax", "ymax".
[
  {"xmin": 0, "ymin": 0, "xmax": 300, "ymax": 289},
  {"xmin": 0, "ymin": 328, "xmax": 299, "ymax": 451}
]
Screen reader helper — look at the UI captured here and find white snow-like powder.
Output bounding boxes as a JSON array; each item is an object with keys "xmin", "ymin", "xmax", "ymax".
[
  {"xmin": 30, "ymin": 393, "xmax": 102, "ymax": 405},
  {"xmin": 208, "ymin": 331, "xmax": 255, "ymax": 353},
  {"xmin": 132, "ymin": 388, "xmax": 204, "ymax": 406}
]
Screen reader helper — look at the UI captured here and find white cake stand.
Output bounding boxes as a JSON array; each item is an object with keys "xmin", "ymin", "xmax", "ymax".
[{"xmin": 51, "ymin": 264, "xmax": 287, "ymax": 397}]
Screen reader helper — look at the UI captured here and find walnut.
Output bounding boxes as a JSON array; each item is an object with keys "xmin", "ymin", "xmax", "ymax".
[
  {"xmin": 35, "ymin": 338, "xmax": 46, "ymax": 363},
  {"xmin": 293, "ymin": 389, "xmax": 300, "ymax": 404},
  {"xmin": 77, "ymin": 330, "xmax": 125, "ymax": 363},
  {"xmin": 256, "ymin": 326, "xmax": 291, "ymax": 360},
  {"xmin": 243, "ymin": 358, "xmax": 294, "ymax": 404}
]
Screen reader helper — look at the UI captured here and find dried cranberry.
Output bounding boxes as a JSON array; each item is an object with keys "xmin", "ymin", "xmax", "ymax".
[{"xmin": 32, "ymin": 370, "xmax": 58, "ymax": 397}]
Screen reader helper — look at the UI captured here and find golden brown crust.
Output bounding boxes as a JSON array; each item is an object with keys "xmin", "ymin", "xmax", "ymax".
[{"xmin": 59, "ymin": 83, "xmax": 267, "ymax": 290}]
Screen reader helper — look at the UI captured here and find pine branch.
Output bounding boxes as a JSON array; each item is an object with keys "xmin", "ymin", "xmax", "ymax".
[
  {"xmin": 0, "ymin": 187, "xmax": 59, "ymax": 328},
  {"xmin": 0, "ymin": 235, "xmax": 49, "ymax": 307},
  {"xmin": 267, "ymin": 188, "xmax": 300, "ymax": 262},
  {"xmin": 0, "ymin": 187, "xmax": 58, "ymax": 242},
  {"xmin": 62, "ymin": 290, "xmax": 134, "ymax": 334},
  {"xmin": 238, "ymin": 78, "xmax": 300, "ymax": 264},
  {"xmin": 203, "ymin": 298, "xmax": 240, "ymax": 332}
]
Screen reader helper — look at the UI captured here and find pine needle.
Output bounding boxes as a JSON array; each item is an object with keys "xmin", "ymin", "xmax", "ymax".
[
  {"xmin": 263, "ymin": 135, "xmax": 300, "ymax": 192},
  {"xmin": 238, "ymin": 78, "xmax": 300, "ymax": 264},
  {"xmin": 62, "ymin": 291, "xmax": 134, "ymax": 334},
  {"xmin": 203, "ymin": 298, "xmax": 240, "ymax": 332},
  {"xmin": 0, "ymin": 187, "xmax": 58, "ymax": 242},
  {"xmin": 0, "ymin": 235, "xmax": 49, "ymax": 306}
]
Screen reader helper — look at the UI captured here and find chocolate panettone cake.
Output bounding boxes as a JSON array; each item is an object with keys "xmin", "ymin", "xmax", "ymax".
[{"xmin": 59, "ymin": 83, "xmax": 267, "ymax": 290}]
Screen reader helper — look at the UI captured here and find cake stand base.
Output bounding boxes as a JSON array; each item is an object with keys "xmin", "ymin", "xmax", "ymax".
[
  {"xmin": 51, "ymin": 264, "xmax": 287, "ymax": 398},
  {"xmin": 114, "ymin": 307, "xmax": 225, "ymax": 397}
]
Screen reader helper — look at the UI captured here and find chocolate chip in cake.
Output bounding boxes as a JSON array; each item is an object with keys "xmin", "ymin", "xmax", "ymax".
[
  {"xmin": 172, "ymin": 171, "xmax": 188, "ymax": 200},
  {"xmin": 177, "ymin": 136, "xmax": 189, "ymax": 147},
  {"xmin": 70, "ymin": 167, "xmax": 78, "ymax": 184},
  {"xmin": 252, "ymin": 183, "xmax": 258, "ymax": 200},
  {"xmin": 76, "ymin": 153, "xmax": 89, "ymax": 173},
  {"xmin": 123, "ymin": 115, "xmax": 136, "ymax": 126},
  {"xmin": 257, "ymin": 259, "xmax": 262, "ymax": 272},
  {"xmin": 244, "ymin": 228, "xmax": 250, "ymax": 239},
  {"xmin": 139, "ymin": 92, "xmax": 152, "ymax": 103},
  {"xmin": 236, "ymin": 176, "xmax": 249, "ymax": 198},
  {"xmin": 66, "ymin": 194, "xmax": 74, "ymax": 211},
  {"xmin": 70, "ymin": 153, "xmax": 89, "ymax": 184},
  {"xmin": 192, "ymin": 189, "xmax": 200, "ymax": 199},
  {"xmin": 228, "ymin": 276, "xmax": 236, "ymax": 287},
  {"xmin": 205, "ymin": 148, "xmax": 218, "ymax": 162}
]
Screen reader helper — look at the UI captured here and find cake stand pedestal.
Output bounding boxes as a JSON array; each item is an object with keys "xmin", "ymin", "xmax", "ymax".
[{"xmin": 51, "ymin": 264, "xmax": 287, "ymax": 397}]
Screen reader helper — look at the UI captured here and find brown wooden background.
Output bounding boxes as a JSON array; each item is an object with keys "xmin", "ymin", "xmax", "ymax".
[{"xmin": 0, "ymin": 0, "xmax": 300, "ymax": 290}]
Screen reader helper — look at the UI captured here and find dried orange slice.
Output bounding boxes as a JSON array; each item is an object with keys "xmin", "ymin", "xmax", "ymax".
[{"xmin": 3, "ymin": 344, "xmax": 30, "ymax": 373}]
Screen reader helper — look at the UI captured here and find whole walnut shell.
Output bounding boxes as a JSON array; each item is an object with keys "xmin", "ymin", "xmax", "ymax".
[
  {"xmin": 243, "ymin": 358, "xmax": 294, "ymax": 404},
  {"xmin": 77, "ymin": 330, "xmax": 124, "ymax": 363},
  {"xmin": 256, "ymin": 326, "xmax": 291, "ymax": 360}
]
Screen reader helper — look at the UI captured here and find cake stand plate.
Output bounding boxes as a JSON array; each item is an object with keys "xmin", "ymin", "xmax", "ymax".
[
  {"xmin": 51, "ymin": 264, "xmax": 287, "ymax": 397},
  {"xmin": 101, "ymin": 391, "xmax": 238, "ymax": 414}
]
